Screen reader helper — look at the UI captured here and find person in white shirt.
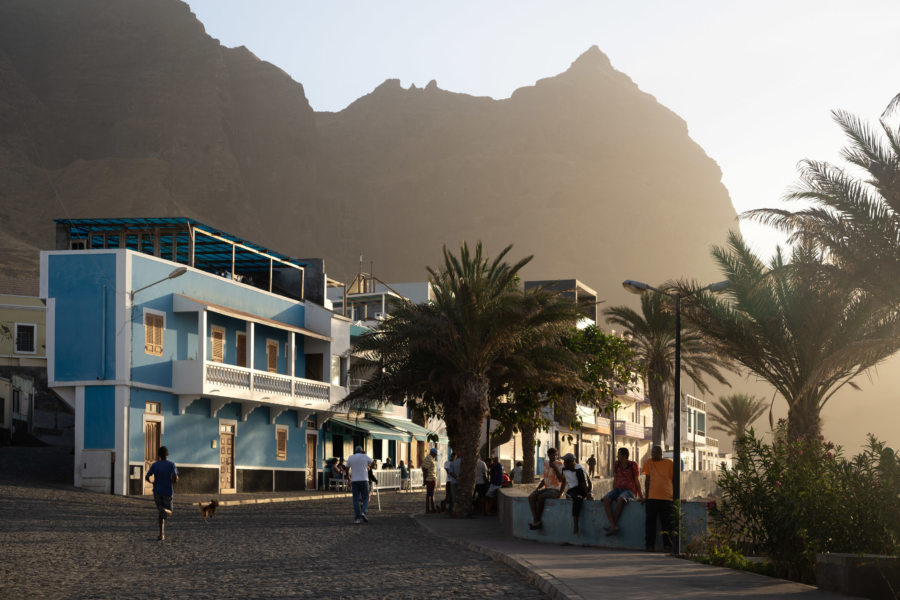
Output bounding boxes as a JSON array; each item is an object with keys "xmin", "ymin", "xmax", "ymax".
[
  {"xmin": 444, "ymin": 451, "xmax": 459, "ymax": 512},
  {"xmin": 345, "ymin": 446, "xmax": 374, "ymax": 524},
  {"xmin": 562, "ymin": 453, "xmax": 592, "ymax": 534},
  {"xmin": 474, "ymin": 456, "xmax": 489, "ymax": 514}
]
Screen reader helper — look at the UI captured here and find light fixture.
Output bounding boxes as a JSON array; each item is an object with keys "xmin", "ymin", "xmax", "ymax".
[{"xmin": 130, "ymin": 266, "xmax": 188, "ymax": 300}]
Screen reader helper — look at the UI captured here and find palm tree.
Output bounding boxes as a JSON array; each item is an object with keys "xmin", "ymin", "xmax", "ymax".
[
  {"xmin": 680, "ymin": 231, "xmax": 900, "ymax": 440},
  {"xmin": 604, "ymin": 293, "xmax": 732, "ymax": 447},
  {"xmin": 708, "ymin": 393, "xmax": 768, "ymax": 448},
  {"xmin": 345, "ymin": 242, "xmax": 584, "ymax": 516},
  {"xmin": 746, "ymin": 104, "xmax": 900, "ymax": 305}
]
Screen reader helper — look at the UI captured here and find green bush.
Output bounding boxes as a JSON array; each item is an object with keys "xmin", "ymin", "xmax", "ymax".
[{"xmin": 711, "ymin": 423, "xmax": 900, "ymax": 584}]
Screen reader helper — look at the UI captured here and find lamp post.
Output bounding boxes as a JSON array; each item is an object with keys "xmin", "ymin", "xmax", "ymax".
[{"xmin": 622, "ymin": 278, "xmax": 728, "ymax": 555}]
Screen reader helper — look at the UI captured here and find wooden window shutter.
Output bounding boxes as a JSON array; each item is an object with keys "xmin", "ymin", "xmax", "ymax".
[
  {"xmin": 266, "ymin": 340, "xmax": 278, "ymax": 372},
  {"xmin": 211, "ymin": 328, "xmax": 225, "ymax": 363},
  {"xmin": 236, "ymin": 334, "xmax": 247, "ymax": 367},
  {"xmin": 144, "ymin": 313, "xmax": 164, "ymax": 356},
  {"xmin": 276, "ymin": 429, "xmax": 287, "ymax": 460}
]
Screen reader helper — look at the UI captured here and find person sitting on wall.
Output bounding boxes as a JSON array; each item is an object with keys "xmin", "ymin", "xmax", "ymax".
[
  {"xmin": 562, "ymin": 453, "xmax": 592, "ymax": 534},
  {"xmin": 527, "ymin": 448, "xmax": 565, "ymax": 530},
  {"xmin": 602, "ymin": 447, "xmax": 643, "ymax": 535},
  {"xmin": 511, "ymin": 461, "xmax": 523, "ymax": 484}
]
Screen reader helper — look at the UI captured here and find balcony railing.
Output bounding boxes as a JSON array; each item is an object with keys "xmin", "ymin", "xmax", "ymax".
[
  {"xmin": 614, "ymin": 419, "xmax": 645, "ymax": 438},
  {"xmin": 707, "ymin": 436, "xmax": 719, "ymax": 448},
  {"xmin": 175, "ymin": 360, "xmax": 332, "ymax": 407}
]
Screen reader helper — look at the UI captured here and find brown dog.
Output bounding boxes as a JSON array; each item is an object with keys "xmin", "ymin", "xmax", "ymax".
[{"xmin": 198, "ymin": 499, "xmax": 218, "ymax": 522}]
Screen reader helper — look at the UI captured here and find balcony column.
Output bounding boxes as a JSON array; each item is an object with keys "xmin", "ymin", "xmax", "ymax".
[
  {"xmin": 248, "ymin": 322, "xmax": 255, "ymax": 393},
  {"xmin": 289, "ymin": 332, "xmax": 296, "ymax": 399},
  {"xmin": 198, "ymin": 310, "xmax": 207, "ymax": 363}
]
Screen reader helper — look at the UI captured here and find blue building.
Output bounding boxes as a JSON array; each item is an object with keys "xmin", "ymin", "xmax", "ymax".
[{"xmin": 41, "ymin": 218, "xmax": 358, "ymax": 495}]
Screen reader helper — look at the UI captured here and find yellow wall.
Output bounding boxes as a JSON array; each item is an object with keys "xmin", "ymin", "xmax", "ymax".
[{"xmin": 0, "ymin": 295, "xmax": 46, "ymax": 365}]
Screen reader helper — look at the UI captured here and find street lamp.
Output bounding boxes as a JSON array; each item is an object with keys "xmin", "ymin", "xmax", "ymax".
[
  {"xmin": 130, "ymin": 266, "xmax": 188, "ymax": 300},
  {"xmin": 622, "ymin": 278, "xmax": 728, "ymax": 554}
]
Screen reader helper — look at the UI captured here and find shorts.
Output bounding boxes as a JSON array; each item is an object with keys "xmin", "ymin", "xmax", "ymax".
[
  {"xmin": 425, "ymin": 480, "xmax": 436, "ymax": 497},
  {"xmin": 603, "ymin": 488, "xmax": 636, "ymax": 503},
  {"xmin": 154, "ymin": 494, "xmax": 173, "ymax": 519}
]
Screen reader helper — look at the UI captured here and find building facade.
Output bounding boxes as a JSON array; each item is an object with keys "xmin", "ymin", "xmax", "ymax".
[
  {"xmin": 42, "ymin": 218, "xmax": 355, "ymax": 495},
  {"xmin": 0, "ymin": 294, "xmax": 46, "ymax": 444}
]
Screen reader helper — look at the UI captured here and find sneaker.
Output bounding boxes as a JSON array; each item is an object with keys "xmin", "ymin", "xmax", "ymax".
[
  {"xmin": 354, "ymin": 518, "xmax": 361, "ymax": 524},
  {"xmin": 360, "ymin": 513, "xmax": 368, "ymax": 522}
]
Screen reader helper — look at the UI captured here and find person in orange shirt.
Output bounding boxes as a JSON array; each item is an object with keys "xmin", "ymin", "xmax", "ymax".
[
  {"xmin": 641, "ymin": 445, "xmax": 675, "ymax": 552},
  {"xmin": 528, "ymin": 447, "xmax": 565, "ymax": 530}
]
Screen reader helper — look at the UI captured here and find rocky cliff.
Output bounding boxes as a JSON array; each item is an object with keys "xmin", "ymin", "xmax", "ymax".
[{"xmin": 0, "ymin": 0, "xmax": 737, "ymax": 303}]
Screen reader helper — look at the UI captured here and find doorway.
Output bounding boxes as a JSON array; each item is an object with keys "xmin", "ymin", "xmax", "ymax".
[
  {"xmin": 306, "ymin": 434, "xmax": 317, "ymax": 490},
  {"xmin": 143, "ymin": 420, "xmax": 161, "ymax": 495},
  {"xmin": 220, "ymin": 422, "xmax": 236, "ymax": 493}
]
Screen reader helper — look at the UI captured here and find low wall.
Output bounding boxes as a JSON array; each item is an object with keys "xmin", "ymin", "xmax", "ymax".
[
  {"xmin": 816, "ymin": 553, "xmax": 900, "ymax": 600},
  {"xmin": 498, "ymin": 487, "xmax": 708, "ymax": 550},
  {"xmin": 591, "ymin": 470, "xmax": 721, "ymax": 501}
]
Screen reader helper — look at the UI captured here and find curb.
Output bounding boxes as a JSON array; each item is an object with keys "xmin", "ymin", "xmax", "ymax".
[{"xmin": 413, "ymin": 515, "xmax": 583, "ymax": 600}]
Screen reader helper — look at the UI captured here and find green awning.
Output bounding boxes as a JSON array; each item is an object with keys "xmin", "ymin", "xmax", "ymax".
[
  {"xmin": 329, "ymin": 416, "xmax": 409, "ymax": 442},
  {"xmin": 370, "ymin": 416, "xmax": 431, "ymax": 442}
]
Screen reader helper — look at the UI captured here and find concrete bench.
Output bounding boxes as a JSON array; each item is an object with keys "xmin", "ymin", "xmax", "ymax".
[{"xmin": 497, "ymin": 488, "xmax": 708, "ymax": 550}]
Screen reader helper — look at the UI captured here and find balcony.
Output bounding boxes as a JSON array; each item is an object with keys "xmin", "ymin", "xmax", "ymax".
[
  {"xmin": 614, "ymin": 419, "xmax": 645, "ymax": 438},
  {"xmin": 173, "ymin": 360, "xmax": 336, "ymax": 418},
  {"xmin": 707, "ymin": 436, "xmax": 719, "ymax": 449}
]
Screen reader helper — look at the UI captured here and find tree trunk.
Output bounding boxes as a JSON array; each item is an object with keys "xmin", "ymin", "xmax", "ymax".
[
  {"xmin": 478, "ymin": 420, "xmax": 514, "ymax": 459},
  {"xmin": 450, "ymin": 376, "xmax": 490, "ymax": 517},
  {"xmin": 649, "ymin": 378, "xmax": 668, "ymax": 447},
  {"xmin": 521, "ymin": 417, "xmax": 537, "ymax": 484},
  {"xmin": 787, "ymin": 397, "xmax": 822, "ymax": 441}
]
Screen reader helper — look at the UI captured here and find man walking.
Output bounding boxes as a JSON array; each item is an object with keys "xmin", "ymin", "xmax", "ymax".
[
  {"xmin": 642, "ymin": 445, "xmax": 675, "ymax": 552},
  {"xmin": 586, "ymin": 454, "xmax": 597, "ymax": 479},
  {"xmin": 345, "ymin": 445, "xmax": 374, "ymax": 524},
  {"xmin": 602, "ymin": 447, "xmax": 643, "ymax": 535},
  {"xmin": 422, "ymin": 448, "xmax": 438, "ymax": 513},
  {"xmin": 527, "ymin": 447, "xmax": 564, "ymax": 530},
  {"xmin": 145, "ymin": 445, "xmax": 178, "ymax": 541}
]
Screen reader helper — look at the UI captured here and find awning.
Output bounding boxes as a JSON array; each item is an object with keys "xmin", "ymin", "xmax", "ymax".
[
  {"xmin": 329, "ymin": 416, "xmax": 409, "ymax": 441},
  {"xmin": 370, "ymin": 416, "xmax": 442, "ymax": 442},
  {"xmin": 174, "ymin": 294, "xmax": 331, "ymax": 342}
]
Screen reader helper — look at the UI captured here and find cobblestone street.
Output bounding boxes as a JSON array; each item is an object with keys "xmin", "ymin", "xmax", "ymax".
[{"xmin": 0, "ymin": 448, "xmax": 546, "ymax": 599}]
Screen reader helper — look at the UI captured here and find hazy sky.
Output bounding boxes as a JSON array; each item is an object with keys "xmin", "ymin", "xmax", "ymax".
[{"xmin": 186, "ymin": 0, "xmax": 900, "ymax": 260}]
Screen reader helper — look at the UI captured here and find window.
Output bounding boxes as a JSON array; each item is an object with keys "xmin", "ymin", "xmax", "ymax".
[
  {"xmin": 332, "ymin": 434, "xmax": 344, "ymax": 459},
  {"xmin": 266, "ymin": 340, "xmax": 278, "ymax": 372},
  {"xmin": 276, "ymin": 426, "xmax": 288, "ymax": 461},
  {"xmin": 331, "ymin": 355, "xmax": 341, "ymax": 386},
  {"xmin": 236, "ymin": 333, "xmax": 247, "ymax": 367},
  {"xmin": 14, "ymin": 324, "xmax": 36, "ymax": 353},
  {"xmin": 146, "ymin": 401, "xmax": 161, "ymax": 414},
  {"xmin": 143, "ymin": 311, "xmax": 164, "ymax": 356},
  {"xmin": 211, "ymin": 327, "xmax": 225, "ymax": 363},
  {"xmin": 12, "ymin": 389, "xmax": 20, "ymax": 414}
]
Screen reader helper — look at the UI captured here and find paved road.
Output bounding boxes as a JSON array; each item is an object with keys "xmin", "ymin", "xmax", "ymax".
[{"xmin": 0, "ymin": 447, "xmax": 545, "ymax": 599}]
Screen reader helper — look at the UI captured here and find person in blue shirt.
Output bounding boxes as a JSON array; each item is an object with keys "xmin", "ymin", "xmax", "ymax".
[{"xmin": 145, "ymin": 446, "xmax": 179, "ymax": 541}]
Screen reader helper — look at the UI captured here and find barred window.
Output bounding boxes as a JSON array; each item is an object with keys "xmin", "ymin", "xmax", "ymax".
[
  {"xmin": 15, "ymin": 324, "xmax": 36, "ymax": 353},
  {"xmin": 144, "ymin": 312, "xmax": 164, "ymax": 356}
]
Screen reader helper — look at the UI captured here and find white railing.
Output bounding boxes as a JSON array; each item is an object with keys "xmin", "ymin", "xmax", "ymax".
[
  {"xmin": 202, "ymin": 361, "xmax": 329, "ymax": 402},
  {"xmin": 207, "ymin": 363, "xmax": 251, "ymax": 389}
]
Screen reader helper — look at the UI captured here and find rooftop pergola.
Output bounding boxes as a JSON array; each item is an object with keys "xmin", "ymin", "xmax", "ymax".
[{"xmin": 56, "ymin": 217, "xmax": 312, "ymax": 300}]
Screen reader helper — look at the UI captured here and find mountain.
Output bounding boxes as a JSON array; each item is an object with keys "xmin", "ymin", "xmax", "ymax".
[
  {"xmin": 0, "ymin": 0, "xmax": 735, "ymax": 298},
  {"xmin": 0, "ymin": 0, "xmax": 894, "ymax": 453}
]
